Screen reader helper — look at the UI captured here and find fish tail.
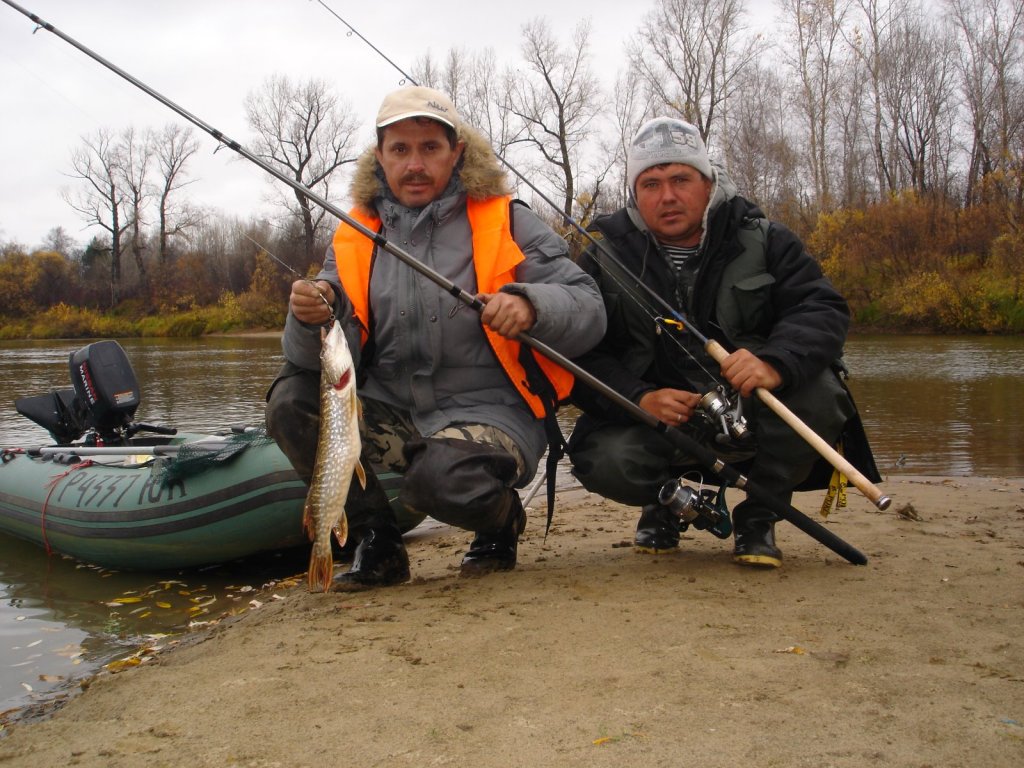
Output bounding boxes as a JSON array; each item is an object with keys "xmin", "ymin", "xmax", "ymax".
[{"xmin": 307, "ymin": 545, "xmax": 334, "ymax": 593}]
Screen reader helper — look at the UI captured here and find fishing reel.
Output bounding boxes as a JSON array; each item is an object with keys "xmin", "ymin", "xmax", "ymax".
[
  {"xmin": 658, "ymin": 475, "xmax": 732, "ymax": 539},
  {"xmin": 696, "ymin": 385, "xmax": 751, "ymax": 446}
]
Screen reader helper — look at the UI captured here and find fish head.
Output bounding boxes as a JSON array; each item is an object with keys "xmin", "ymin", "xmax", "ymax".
[{"xmin": 320, "ymin": 320, "xmax": 356, "ymax": 393}]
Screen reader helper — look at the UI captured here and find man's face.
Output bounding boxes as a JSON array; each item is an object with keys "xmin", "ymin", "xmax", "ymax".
[
  {"xmin": 633, "ymin": 163, "xmax": 713, "ymax": 247},
  {"xmin": 375, "ymin": 118, "xmax": 465, "ymax": 208}
]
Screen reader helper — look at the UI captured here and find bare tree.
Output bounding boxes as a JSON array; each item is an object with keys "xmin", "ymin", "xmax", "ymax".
[
  {"xmin": 505, "ymin": 18, "xmax": 609, "ymax": 226},
  {"xmin": 847, "ymin": 0, "xmax": 907, "ymax": 195},
  {"xmin": 724, "ymin": 62, "xmax": 805, "ymax": 222},
  {"xmin": 833, "ymin": 49, "xmax": 875, "ymax": 208},
  {"xmin": 412, "ymin": 47, "xmax": 516, "ymax": 154},
  {"xmin": 150, "ymin": 123, "xmax": 201, "ymax": 264},
  {"xmin": 779, "ymin": 0, "xmax": 854, "ymax": 212},
  {"xmin": 627, "ymin": 0, "xmax": 764, "ymax": 148},
  {"xmin": 946, "ymin": 0, "xmax": 1024, "ymax": 217},
  {"xmin": 41, "ymin": 226, "xmax": 77, "ymax": 257},
  {"xmin": 62, "ymin": 128, "xmax": 130, "ymax": 304},
  {"xmin": 877, "ymin": 11, "xmax": 958, "ymax": 195},
  {"xmin": 245, "ymin": 76, "xmax": 360, "ymax": 264},
  {"xmin": 118, "ymin": 126, "xmax": 151, "ymax": 284},
  {"xmin": 607, "ymin": 63, "xmax": 656, "ymax": 209}
]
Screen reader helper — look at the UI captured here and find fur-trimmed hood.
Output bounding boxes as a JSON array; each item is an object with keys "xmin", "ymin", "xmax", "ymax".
[{"xmin": 348, "ymin": 123, "xmax": 511, "ymax": 210}]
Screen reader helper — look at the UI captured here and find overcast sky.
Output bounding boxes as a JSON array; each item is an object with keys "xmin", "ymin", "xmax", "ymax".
[{"xmin": 0, "ymin": 0, "xmax": 667, "ymax": 250}]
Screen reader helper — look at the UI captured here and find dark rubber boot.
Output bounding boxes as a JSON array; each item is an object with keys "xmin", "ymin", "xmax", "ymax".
[
  {"xmin": 460, "ymin": 495, "xmax": 527, "ymax": 576},
  {"xmin": 634, "ymin": 503, "xmax": 680, "ymax": 554},
  {"xmin": 732, "ymin": 503, "xmax": 782, "ymax": 568},
  {"xmin": 332, "ymin": 524, "xmax": 410, "ymax": 591},
  {"xmin": 331, "ymin": 493, "xmax": 411, "ymax": 593}
]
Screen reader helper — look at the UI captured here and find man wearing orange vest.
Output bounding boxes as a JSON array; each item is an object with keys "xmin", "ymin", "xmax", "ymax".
[{"xmin": 266, "ymin": 86, "xmax": 605, "ymax": 589}]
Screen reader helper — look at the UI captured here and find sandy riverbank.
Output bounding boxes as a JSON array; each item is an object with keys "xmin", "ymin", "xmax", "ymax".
[{"xmin": 0, "ymin": 475, "xmax": 1021, "ymax": 767}]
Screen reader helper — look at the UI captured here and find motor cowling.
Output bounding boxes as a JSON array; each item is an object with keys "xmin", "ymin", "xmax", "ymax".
[{"xmin": 68, "ymin": 340, "xmax": 141, "ymax": 441}]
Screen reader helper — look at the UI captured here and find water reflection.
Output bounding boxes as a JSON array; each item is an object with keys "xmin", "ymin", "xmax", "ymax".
[
  {"xmin": 0, "ymin": 531, "xmax": 308, "ymax": 715},
  {"xmin": 841, "ymin": 335, "xmax": 1024, "ymax": 476}
]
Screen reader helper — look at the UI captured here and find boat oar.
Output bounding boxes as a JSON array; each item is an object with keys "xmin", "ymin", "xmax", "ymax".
[
  {"xmin": 2, "ymin": 1, "xmax": 866, "ymax": 565},
  {"xmin": 28, "ymin": 442, "xmax": 231, "ymax": 458}
]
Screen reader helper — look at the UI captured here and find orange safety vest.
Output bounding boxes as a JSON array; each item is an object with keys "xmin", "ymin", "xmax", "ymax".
[{"xmin": 332, "ymin": 197, "xmax": 574, "ymax": 418}]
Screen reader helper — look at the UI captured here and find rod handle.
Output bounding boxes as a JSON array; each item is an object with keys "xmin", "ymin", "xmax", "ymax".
[{"xmin": 705, "ymin": 340, "xmax": 891, "ymax": 511}]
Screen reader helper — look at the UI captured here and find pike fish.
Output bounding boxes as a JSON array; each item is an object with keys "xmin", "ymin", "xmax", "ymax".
[{"xmin": 304, "ymin": 320, "xmax": 366, "ymax": 592}]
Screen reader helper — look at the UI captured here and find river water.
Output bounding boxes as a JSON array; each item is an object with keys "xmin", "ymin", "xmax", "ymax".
[{"xmin": 0, "ymin": 333, "xmax": 1022, "ymax": 722}]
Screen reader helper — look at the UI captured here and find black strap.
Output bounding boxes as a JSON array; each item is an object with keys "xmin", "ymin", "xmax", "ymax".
[
  {"xmin": 510, "ymin": 197, "xmax": 566, "ymax": 535},
  {"xmin": 517, "ymin": 345, "xmax": 567, "ymax": 537}
]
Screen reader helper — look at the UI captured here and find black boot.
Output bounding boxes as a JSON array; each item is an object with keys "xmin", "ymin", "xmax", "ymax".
[
  {"xmin": 332, "ymin": 526, "xmax": 410, "ymax": 590},
  {"xmin": 732, "ymin": 502, "xmax": 782, "ymax": 568},
  {"xmin": 460, "ymin": 495, "xmax": 527, "ymax": 576},
  {"xmin": 634, "ymin": 503, "xmax": 680, "ymax": 554},
  {"xmin": 332, "ymin": 463, "xmax": 411, "ymax": 590}
]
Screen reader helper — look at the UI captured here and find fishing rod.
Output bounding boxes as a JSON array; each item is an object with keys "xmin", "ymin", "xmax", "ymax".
[
  {"xmin": 3, "ymin": 1, "xmax": 868, "ymax": 565},
  {"xmin": 309, "ymin": 0, "xmax": 891, "ymax": 513}
]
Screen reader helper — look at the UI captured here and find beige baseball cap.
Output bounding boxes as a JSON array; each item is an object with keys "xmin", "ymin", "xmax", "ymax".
[{"xmin": 375, "ymin": 86, "xmax": 460, "ymax": 130}]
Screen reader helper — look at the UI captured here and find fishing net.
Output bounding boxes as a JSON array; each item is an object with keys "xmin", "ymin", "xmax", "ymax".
[{"xmin": 155, "ymin": 430, "xmax": 277, "ymax": 484}]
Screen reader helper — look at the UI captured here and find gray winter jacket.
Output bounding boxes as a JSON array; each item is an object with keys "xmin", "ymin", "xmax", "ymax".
[{"xmin": 281, "ymin": 125, "xmax": 605, "ymax": 473}]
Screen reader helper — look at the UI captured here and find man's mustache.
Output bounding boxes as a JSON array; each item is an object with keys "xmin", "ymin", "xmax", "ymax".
[{"xmin": 401, "ymin": 172, "xmax": 432, "ymax": 185}]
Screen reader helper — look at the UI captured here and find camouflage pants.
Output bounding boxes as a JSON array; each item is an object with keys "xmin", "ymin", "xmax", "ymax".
[
  {"xmin": 359, "ymin": 397, "xmax": 527, "ymax": 534},
  {"xmin": 360, "ymin": 397, "xmax": 526, "ymax": 480}
]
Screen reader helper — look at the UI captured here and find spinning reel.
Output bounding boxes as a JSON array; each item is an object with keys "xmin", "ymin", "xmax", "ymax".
[
  {"xmin": 658, "ymin": 475, "xmax": 732, "ymax": 539},
  {"xmin": 696, "ymin": 385, "xmax": 750, "ymax": 445}
]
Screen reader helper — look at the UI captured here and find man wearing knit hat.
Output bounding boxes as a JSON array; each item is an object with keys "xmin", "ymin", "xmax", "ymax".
[
  {"xmin": 568, "ymin": 117, "xmax": 878, "ymax": 568},
  {"xmin": 267, "ymin": 85, "xmax": 606, "ymax": 589}
]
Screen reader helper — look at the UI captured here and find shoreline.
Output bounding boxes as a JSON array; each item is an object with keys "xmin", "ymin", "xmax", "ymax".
[{"xmin": 1, "ymin": 474, "xmax": 1022, "ymax": 766}]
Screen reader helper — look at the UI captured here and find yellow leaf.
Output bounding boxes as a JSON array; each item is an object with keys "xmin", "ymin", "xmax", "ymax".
[
  {"xmin": 155, "ymin": 602, "xmax": 172, "ymax": 609},
  {"xmin": 105, "ymin": 657, "xmax": 142, "ymax": 673},
  {"xmin": 112, "ymin": 596, "xmax": 143, "ymax": 604}
]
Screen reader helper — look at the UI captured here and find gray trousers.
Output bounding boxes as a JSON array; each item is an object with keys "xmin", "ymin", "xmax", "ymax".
[{"xmin": 265, "ymin": 363, "xmax": 526, "ymax": 535}]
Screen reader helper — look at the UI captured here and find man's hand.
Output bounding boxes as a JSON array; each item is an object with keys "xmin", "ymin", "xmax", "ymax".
[
  {"xmin": 719, "ymin": 348, "xmax": 782, "ymax": 397},
  {"xmin": 638, "ymin": 388, "xmax": 701, "ymax": 426},
  {"xmin": 290, "ymin": 279, "xmax": 335, "ymax": 325},
  {"xmin": 477, "ymin": 292, "xmax": 536, "ymax": 338}
]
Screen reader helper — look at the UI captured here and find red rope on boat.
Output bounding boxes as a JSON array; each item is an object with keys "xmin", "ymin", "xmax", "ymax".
[
  {"xmin": 1, "ymin": 448, "xmax": 24, "ymax": 463},
  {"xmin": 40, "ymin": 460, "xmax": 95, "ymax": 555}
]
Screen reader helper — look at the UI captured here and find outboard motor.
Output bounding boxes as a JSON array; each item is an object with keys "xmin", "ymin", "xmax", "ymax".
[
  {"xmin": 68, "ymin": 340, "xmax": 141, "ymax": 443},
  {"xmin": 16, "ymin": 340, "xmax": 142, "ymax": 445}
]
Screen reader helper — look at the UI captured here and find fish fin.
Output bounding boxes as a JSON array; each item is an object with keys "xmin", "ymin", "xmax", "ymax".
[
  {"xmin": 307, "ymin": 549, "xmax": 334, "ymax": 593},
  {"xmin": 355, "ymin": 460, "xmax": 367, "ymax": 490},
  {"xmin": 302, "ymin": 501, "xmax": 315, "ymax": 541},
  {"xmin": 332, "ymin": 512, "xmax": 348, "ymax": 548}
]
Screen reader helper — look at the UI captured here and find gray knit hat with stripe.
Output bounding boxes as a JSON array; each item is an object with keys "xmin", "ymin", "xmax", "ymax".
[{"xmin": 627, "ymin": 117, "xmax": 713, "ymax": 193}]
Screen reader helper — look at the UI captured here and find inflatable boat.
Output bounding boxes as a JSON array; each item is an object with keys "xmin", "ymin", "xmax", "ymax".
[{"xmin": 0, "ymin": 340, "xmax": 419, "ymax": 571}]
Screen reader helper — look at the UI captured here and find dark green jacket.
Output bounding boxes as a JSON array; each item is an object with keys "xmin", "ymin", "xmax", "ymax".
[
  {"xmin": 572, "ymin": 182, "xmax": 849, "ymax": 418},
  {"xmin": 571, "ymin": 174, "xmax": 880, "ymax": 489}
]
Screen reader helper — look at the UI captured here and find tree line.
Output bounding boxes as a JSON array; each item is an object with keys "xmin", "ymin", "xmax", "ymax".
[{"xmin": 2, "ymin": 0, "xmax": 1022, "ymax": 336}]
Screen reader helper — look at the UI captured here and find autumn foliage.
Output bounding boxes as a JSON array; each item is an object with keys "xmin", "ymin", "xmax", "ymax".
[
  {"xmin": 0, "ymin": 240, "xmax": 294, "ymax": 339},
  {"xmin": 811, "ymin": 194, "xmax": 1024, "ymax": 333}
]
